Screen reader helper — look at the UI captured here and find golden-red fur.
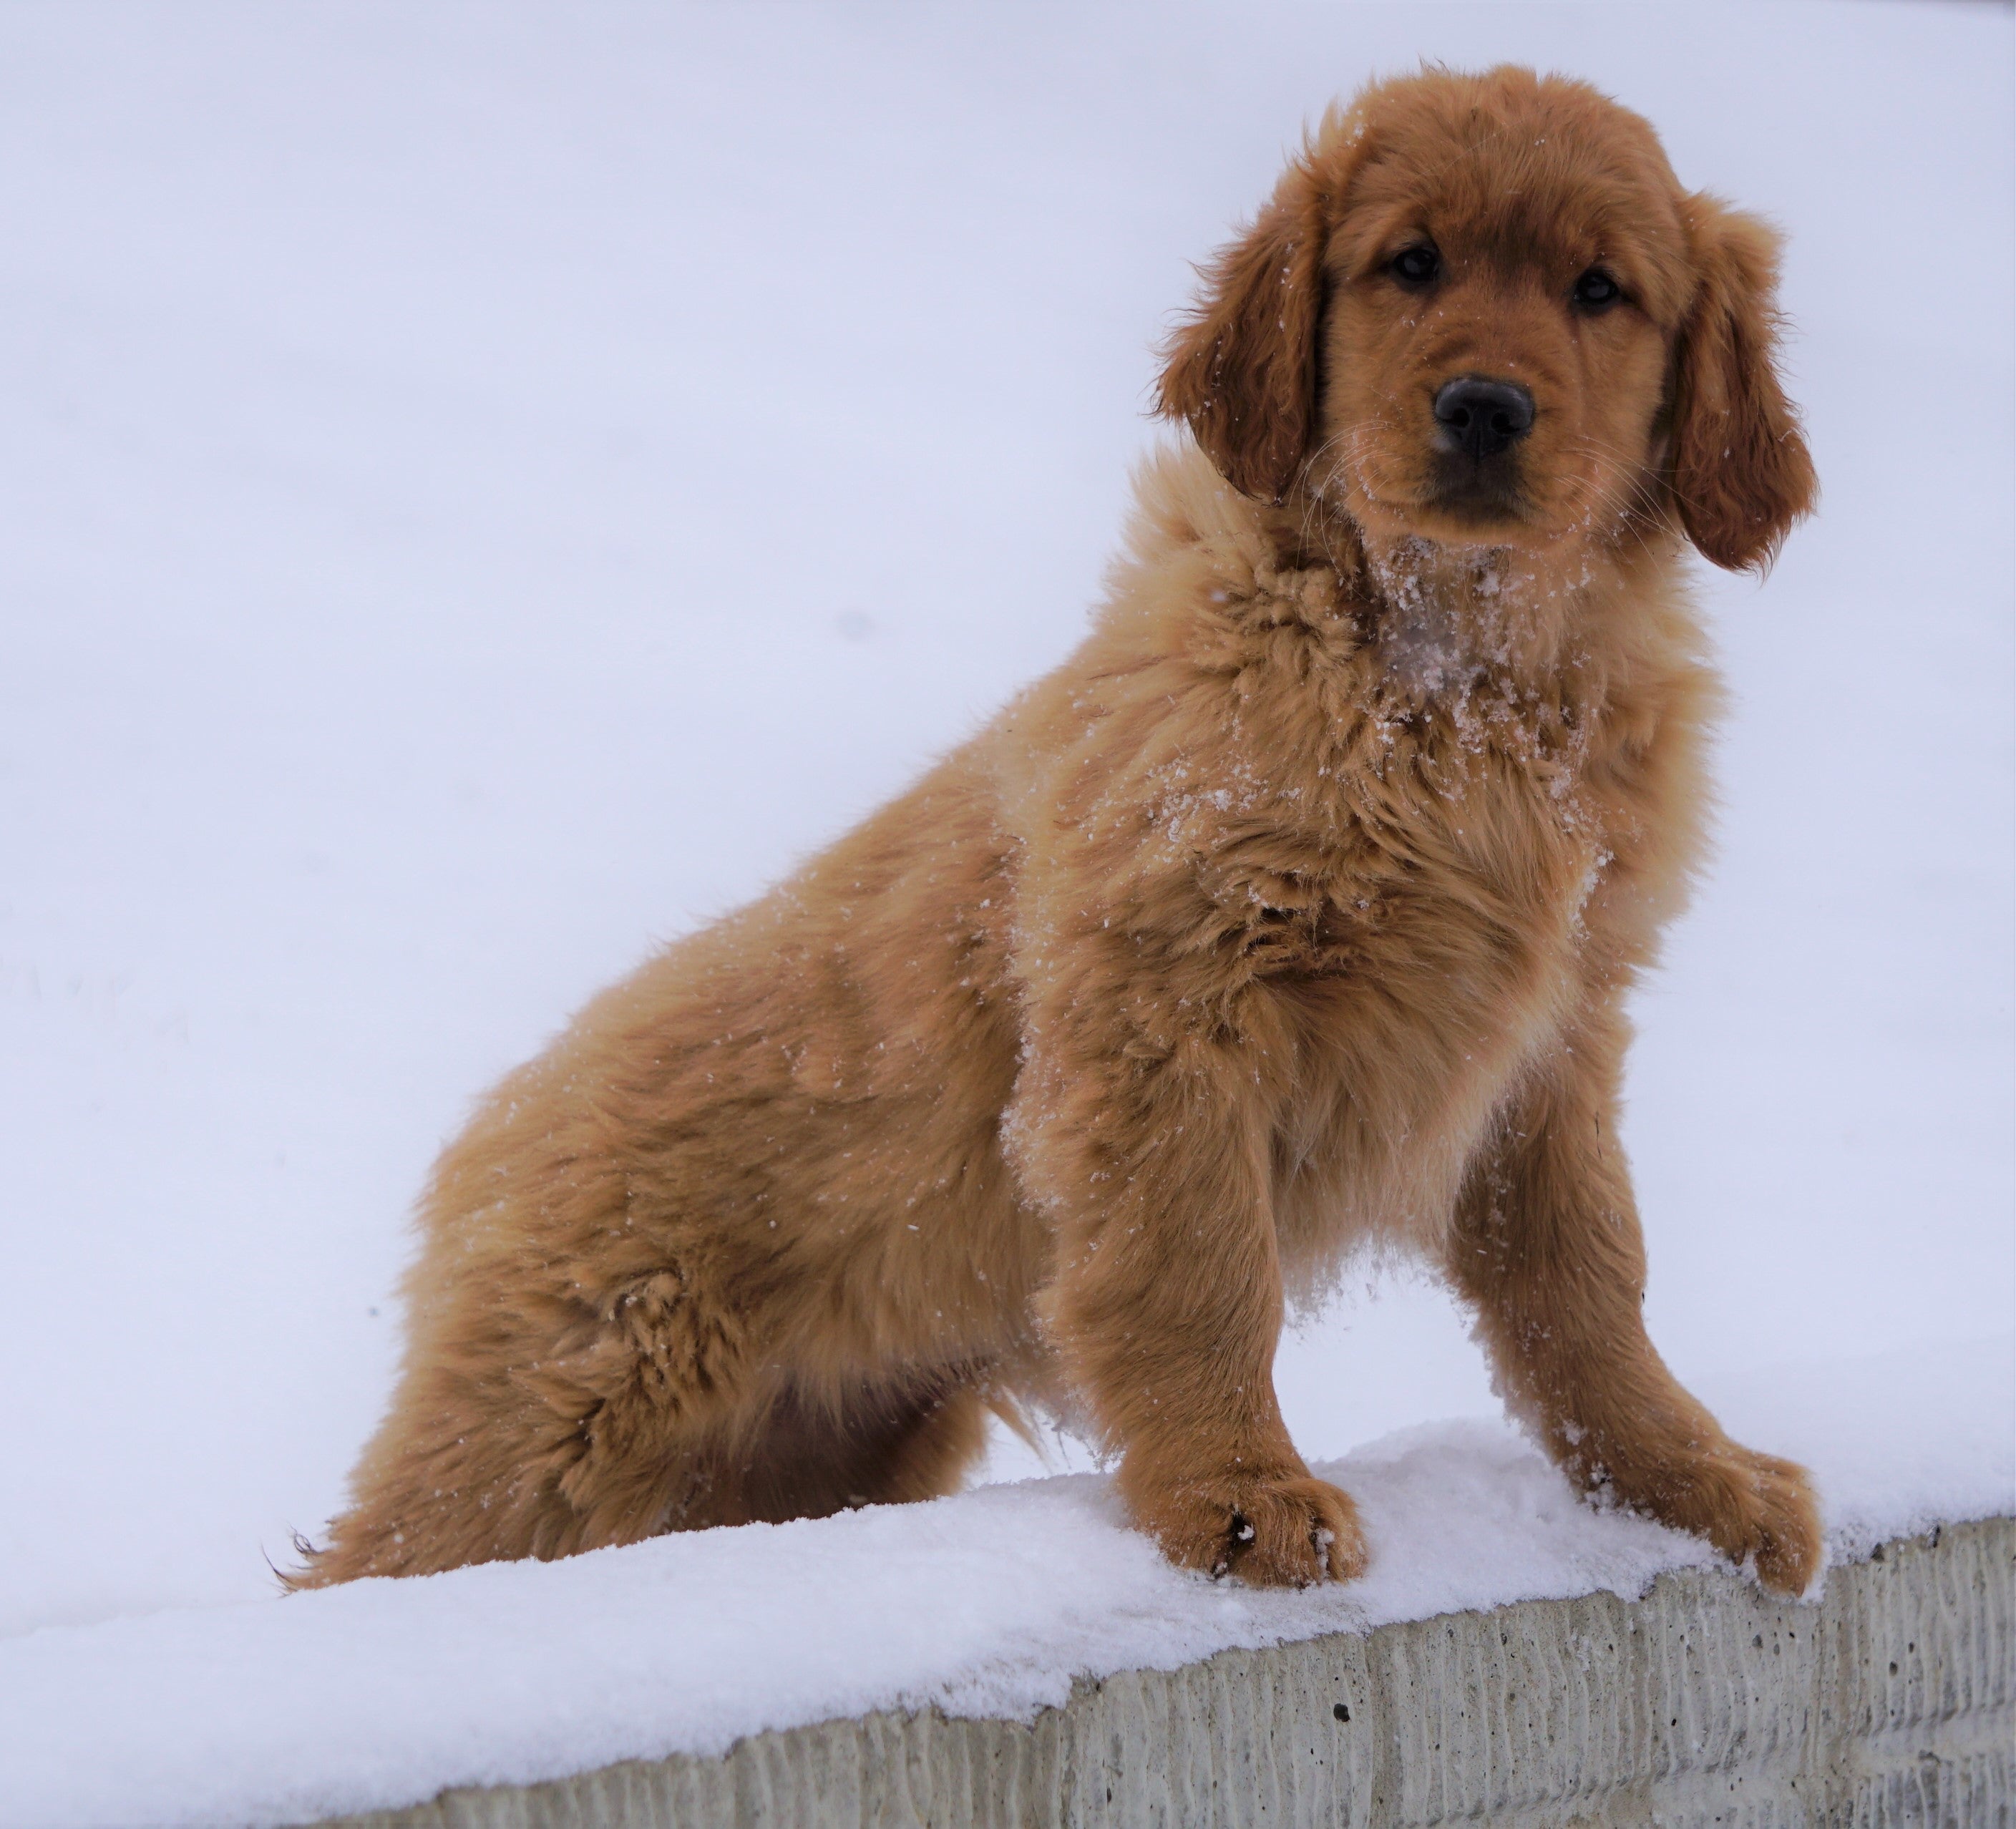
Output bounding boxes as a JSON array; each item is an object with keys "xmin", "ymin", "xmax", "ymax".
[{"xmin": 294, "ymin": 67, "xmax": 1821, "ymax": 1595}]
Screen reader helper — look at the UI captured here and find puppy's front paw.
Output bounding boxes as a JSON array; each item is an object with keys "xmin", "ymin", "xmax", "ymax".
[
  {"xmin": 1617, "ymin": 1440, "xmax": 1821, "ymax": 1595},
  {"xmin": 1709, "ymin": 1444, "xmax": 1823, "ymax": 1594},
  {"xmin": 1133, "ymin": 1468, "xmax": 1367, "ymax": 1587}
]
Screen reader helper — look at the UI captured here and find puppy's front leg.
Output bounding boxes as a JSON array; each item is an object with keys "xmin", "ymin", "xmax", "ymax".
[
  {"xmin": 1450, "ymin": 1006, "xmax": 1821, "ymax": 1593},
  {"xmin": 1016, "ymin": 1022, "xmax": 1363, "ymax": 1587}
]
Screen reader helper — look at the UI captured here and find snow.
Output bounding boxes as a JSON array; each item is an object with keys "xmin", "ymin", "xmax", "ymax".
[
  {"xmin": 0, "ymin": 1, "xmax": 2010, "ymax": 1818},
  {"xmin": 3, "ymin": 1333, "xmax": 2007, "ymax": 1829}
]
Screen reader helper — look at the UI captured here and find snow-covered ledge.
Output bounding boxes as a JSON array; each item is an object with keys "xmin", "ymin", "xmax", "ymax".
[
  {"xmin": 326, "ymin": 1518, "xmax": 2010, "ymax": 1829},
  {"xmin": 3, "ymin": 1339, "xmax": 2008, "ymax": 1829}
]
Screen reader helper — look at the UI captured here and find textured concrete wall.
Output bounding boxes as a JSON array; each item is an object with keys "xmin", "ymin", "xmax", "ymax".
[{"xmin": 332, "ymin": 1518, "xmax": 2012, "ymax": 1829}]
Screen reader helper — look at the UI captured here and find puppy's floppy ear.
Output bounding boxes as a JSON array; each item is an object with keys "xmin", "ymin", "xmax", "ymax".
[
  {"xmin": 1670, "ymin": 197, "xmax": 1816, "ymax": 572},
  {"xmin": 1156, "ymin": 165, "xmax": 1329, "ymax": 506}
]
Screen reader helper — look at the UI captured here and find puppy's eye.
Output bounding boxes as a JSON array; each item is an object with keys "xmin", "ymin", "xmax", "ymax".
[
  {"xmin": 1572, "ymin": 267, "xmax": 1623, "ymax": 311},
  {"xmin": 1390, "ymin": 245, "xmax": 1441, "ymax": 287}
]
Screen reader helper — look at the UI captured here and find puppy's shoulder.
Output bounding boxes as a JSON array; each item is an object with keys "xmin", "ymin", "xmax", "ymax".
[
  {"xmin": 1000, "ymin": 444, "xmax": 1370, "ymax": 771},
  {"xmin": 975, "ymin": 449, "xmax": 1396, "ymax": 972}
]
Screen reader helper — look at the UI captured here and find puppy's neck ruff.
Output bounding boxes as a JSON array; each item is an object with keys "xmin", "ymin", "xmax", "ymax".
[
  {"xmin": 1148, "ymin": 438, "xmax": 1672, "ymax": 723},
  {"xmin": 1361, "ymin": 533, "xmax": 1569, "ymax": 697},
  {"xmin": 1353, "ymin": 518, "xmax": 1672, "ymax": 712}
]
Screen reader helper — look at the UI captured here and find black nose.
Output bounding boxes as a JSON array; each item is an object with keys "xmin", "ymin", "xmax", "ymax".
[{"xmin": 1433, "ymin": 376, "xmax": 1536, "ymax": 460}]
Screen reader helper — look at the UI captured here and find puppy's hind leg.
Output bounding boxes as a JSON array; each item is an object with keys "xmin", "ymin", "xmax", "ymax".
[
  {"xmin": 1448, "ymin": 1008, "xmax": 1821, "ymax": 1594},
  {"xmin": 288, "ymin": 1254, "xmax": 762, "ymax": 1587}
]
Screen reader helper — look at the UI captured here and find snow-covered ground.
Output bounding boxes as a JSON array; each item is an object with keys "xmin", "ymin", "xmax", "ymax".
[
  {"xmin": 3, "ymin": 1335, "xmax": 2008, "ymax": 1829},
  {"xmin": 0, "ymin": 3, "xmax": 2010, "ymax": 1817}
]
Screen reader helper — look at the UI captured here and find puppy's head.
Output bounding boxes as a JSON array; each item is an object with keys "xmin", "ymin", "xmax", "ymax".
[{"xmin": 1157, "ymin": 67, "xmax": 1814, "ymax": 574}]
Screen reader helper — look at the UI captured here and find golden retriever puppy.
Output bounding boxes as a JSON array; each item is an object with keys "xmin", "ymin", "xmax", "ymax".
[{"xmin": 295, "ymin": 66, "xmax": 1821, "ymax": 1595}]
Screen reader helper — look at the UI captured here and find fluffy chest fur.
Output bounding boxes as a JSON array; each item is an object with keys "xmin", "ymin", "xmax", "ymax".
[{"xmin": 995, "ymin": 447, "xmax": 1715, "ymax": 1265}]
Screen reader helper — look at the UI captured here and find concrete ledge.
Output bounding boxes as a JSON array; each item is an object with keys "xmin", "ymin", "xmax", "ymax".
[{"xmin": 330, "ymin": 1516, "xmax": 2012, "ymax": 1829}]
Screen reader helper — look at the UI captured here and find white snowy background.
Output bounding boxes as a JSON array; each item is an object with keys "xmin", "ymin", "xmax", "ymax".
[{"xmin": 0, "ymin": 4, "xmax": 2010, "ymax": 1820}]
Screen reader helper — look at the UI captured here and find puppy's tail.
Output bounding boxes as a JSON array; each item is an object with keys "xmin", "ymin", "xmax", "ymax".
[{"xmin": 268, "ymin": 1528, "xmax": 329, "ymax": 1595}]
